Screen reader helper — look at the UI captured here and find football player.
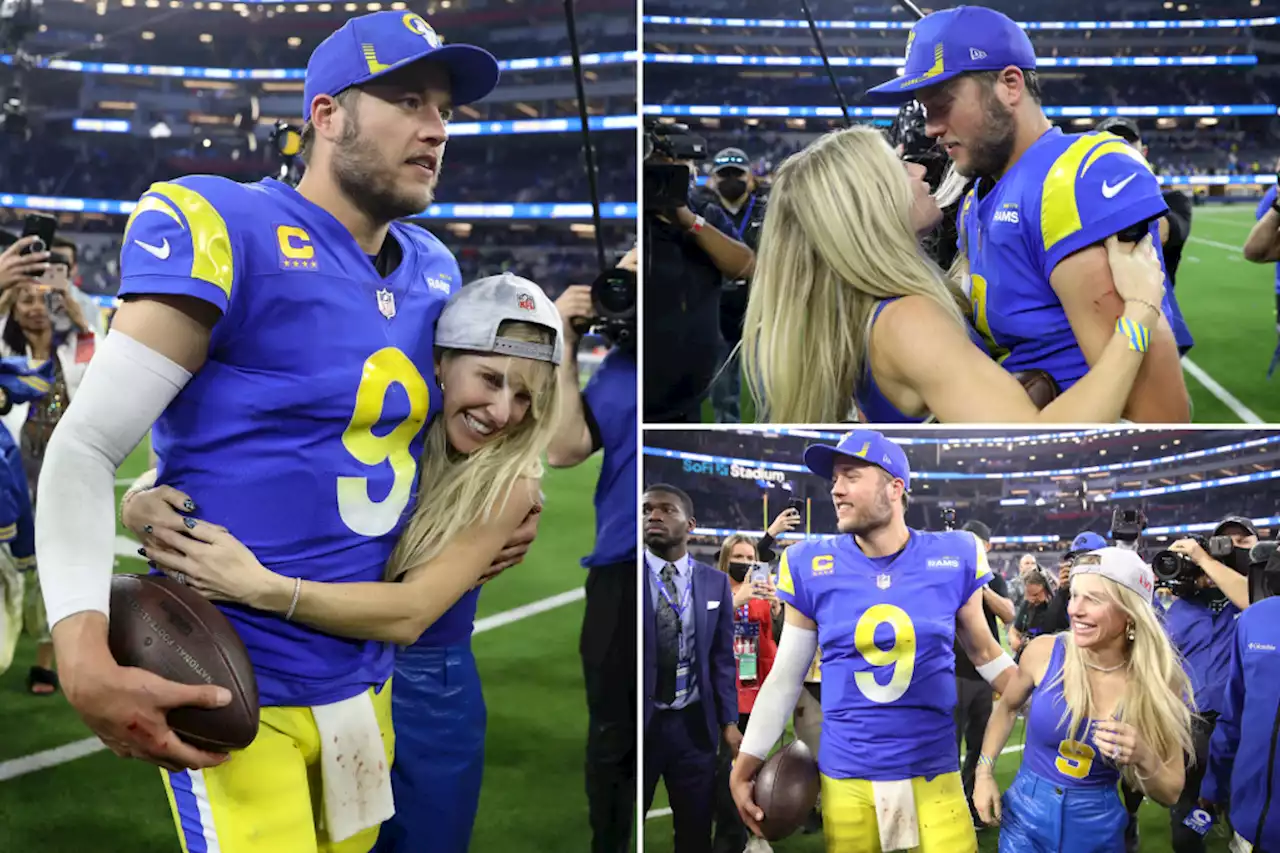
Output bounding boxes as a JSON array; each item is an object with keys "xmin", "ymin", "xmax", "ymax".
[
  {"xmin": 34, "ymin": 12, "xmax": 529, "ymax": 853},
  {"xmin": 729, "ymin": 430, "xmax": 1016, "ymax": 853},
  {"xmin": 867, "ymin": 6, "xmax": 1192, "ymax": 423}
]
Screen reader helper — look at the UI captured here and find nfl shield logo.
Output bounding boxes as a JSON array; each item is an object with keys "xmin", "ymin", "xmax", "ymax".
[
  {"xmin": 376, "ymin": 288, "xmax": 396, "ymax": 319},
  {"xmin": 517, "ymin": 292, "xmax": 536, "ymax": 311},
  {"xmin": 877, "ymin": 573, "xmax": 892, "ymax": 590}
]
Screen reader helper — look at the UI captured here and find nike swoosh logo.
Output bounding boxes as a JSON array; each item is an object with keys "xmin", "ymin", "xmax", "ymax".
[
  {"xmin": 1101, "ymin": 173, "xmax": 1137, "ymax": 199},
  {"xmin": 134, "ymin": 238, "xmax": 170, "ymax": 260}
]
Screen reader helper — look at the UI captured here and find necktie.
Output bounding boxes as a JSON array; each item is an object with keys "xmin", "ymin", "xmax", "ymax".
[{"xmin": 656, "ymin": 562, "xmax": 681, "ymax": 705}]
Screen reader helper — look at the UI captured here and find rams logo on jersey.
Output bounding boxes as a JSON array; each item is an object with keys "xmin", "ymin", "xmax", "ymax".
[
  {"xmin": 926, "ymin": 556, "xmax": 960, "ymax": 570},
  {"xmin": 993, "ymin": 203, "xmax": 1020, "ymax": 225},
  {"xmin": 276, "ymin": 225, "xmax": 318, "ymax": 270}
]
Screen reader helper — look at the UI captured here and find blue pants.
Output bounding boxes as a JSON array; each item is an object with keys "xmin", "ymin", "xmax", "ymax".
[
  {"xmin": 374, "ymin": 640, "xmax": 486, "ymax": 853},
  {"xmin": 998, "ymin": 768, "xmax": 1127, "ymax": 853}
]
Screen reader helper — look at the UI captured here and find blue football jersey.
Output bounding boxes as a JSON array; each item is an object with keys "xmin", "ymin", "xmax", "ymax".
[
  {"xmin": 119, "ymin": 176, "xmax": 459, "ymax": 707},
  {"xmin": 775, "ymin": 529, "xmax": 992, "ymax": 780},
  {"xmin": 959, "ymin": 128, "xmax": 1185, "ymax": 388},
  {"xmin": 1257, "ymin": 187, "xmax": 1280, "ymax": 296}
]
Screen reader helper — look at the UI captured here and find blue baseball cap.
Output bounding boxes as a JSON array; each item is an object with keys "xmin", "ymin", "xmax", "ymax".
[
  {"xmin": 866, "ymin": 6, "xmax": 1036, "ymax": 104},
  {"xmin": 803, "ymin": 430, "xmax": 911, "ymax": 488},
  {"xmin": 303, "ymin": 11, "xmax": 500, "ymax": 122},
  {"xmin": 1070, "ymin": 531, "xmax": 1108, "ymax": 553}
]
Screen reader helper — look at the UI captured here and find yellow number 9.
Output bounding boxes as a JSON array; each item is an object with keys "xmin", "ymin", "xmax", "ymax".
[
  {"xmin": 853, "ymin": 604, "xmax": 917, "ymax": 704},
  {"xmin": 1055, "ymin": 739, "xmax": 1095, "ymax": 780},
  {"xmin": 968, "ymin": 273, "xmax": 1007, "ymax": 359},
  {"xmin": 337, "ymin": 348, "xmax": 430, "ymax": 537}
]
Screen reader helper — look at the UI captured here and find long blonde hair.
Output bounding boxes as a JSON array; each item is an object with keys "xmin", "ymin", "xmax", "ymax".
[
  {"xmin": 1047, "ymin": 578, "xmax": 1196, "ymax": 794},
  {"xmin": 740, "ymin": 125, "xmax": 971, "ymax": 423},
  {"xmin": 716, "ymin": 533, "xmax": 758, "ymax": 577},
  {"xmin": 384, "ymin": 320, "xmax": 562, "ymax": 580}
]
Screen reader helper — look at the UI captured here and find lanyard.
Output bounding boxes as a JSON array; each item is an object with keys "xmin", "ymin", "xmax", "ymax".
[
  {"xmin": 730, "ymin": 194, "xmax": 757, "ymax": 242},
  {"xmin": 653, "ymin": 565, "xmax": 693, "ymax": 620}
]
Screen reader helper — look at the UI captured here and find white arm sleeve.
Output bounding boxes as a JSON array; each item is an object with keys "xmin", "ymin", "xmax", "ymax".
[
  {"xmin": 36, "ymin": 331, "xmax": 191, "ymax": 628},
  {"xmin": 739, "ymin": 622, "xmax": 819, "ymax": 761}
]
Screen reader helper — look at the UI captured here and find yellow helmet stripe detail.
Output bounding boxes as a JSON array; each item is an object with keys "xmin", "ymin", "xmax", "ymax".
[{"xmin": 145, "ymin": 182, "xmax": 235, "ymax": 300}]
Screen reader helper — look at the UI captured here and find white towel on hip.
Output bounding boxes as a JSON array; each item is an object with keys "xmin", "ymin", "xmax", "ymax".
[
  {"xmin": 872, "ymin": 779, "xmax": 920, "ymax": 852},
  {"xmin": 311, "ymin": 689, "xmax": 395, "ymax": 844}
]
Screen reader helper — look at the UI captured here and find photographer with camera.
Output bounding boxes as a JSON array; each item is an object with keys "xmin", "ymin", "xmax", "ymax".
[
  {"xmin": 644, "ymin": 123, "xmax": 755, "ymax": 423},
  {"xmin": 549, "ymin": 250, "xmax": 638, "ymax": 853},
  {"xmin": 697, "ymin": 147, "xmax": 767, "ymax": 424},
  {"xmin": 1201, "ymin": 539, "xmax": 1280, "ymax": 853},
  {"xmin": 1158, "ymin": 516, "xmax": 1258, "ymax": 852}
]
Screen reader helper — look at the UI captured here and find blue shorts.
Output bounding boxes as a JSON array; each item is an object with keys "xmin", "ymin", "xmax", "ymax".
[
  {"xmin": 998, "ymin": 768, "xmax": 1126, "ymax": 853},
  {"xmin": 373, "ymin": 640, "xmax": 486, "ymax": 853}
]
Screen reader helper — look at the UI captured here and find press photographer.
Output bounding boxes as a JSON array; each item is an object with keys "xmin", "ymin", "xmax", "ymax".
[
  {"xmin": 644, "ymin": 122, "xmax": 754, "ymax": 422},
  {"xmin": 1202, "ymin": 539, "xmax": 1280, "ymax": 852},
  {"xmin": 1159, "ymin": 516, "xmax": 1257, "ymax": 852},
  {"xmin": 695, "ymin": 147, "xmax": 768, "ymax": 424},
  {"xmin": 549, "ymin": 249, "xmax": 638, "ymax": 853}
]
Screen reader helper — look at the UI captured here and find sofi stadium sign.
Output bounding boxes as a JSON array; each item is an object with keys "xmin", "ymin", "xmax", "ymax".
[{"xmin": 683, "ymin": 459, "xmax": 787, "ymax": 483}]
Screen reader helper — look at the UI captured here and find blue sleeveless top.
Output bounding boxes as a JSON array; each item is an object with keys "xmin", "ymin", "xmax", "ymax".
[
  {"xmin": 854, "ymin": 297, "xmax": 986, "ymax": 423},
  {"xmin": 1023, "ymin": 636, "xmax": 1122, "ymax": 789}
]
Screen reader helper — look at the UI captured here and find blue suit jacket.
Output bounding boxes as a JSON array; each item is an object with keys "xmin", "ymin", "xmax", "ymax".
[{"xmin": 643, "ymin": 556, "xmax": 739, "ymax": 746}]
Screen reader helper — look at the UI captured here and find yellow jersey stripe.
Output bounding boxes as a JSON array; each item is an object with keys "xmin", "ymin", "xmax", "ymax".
[
  {"xmin": 1042, "ymin": 135, "xmax": 1153, "ymax": 252},
  {"xmin": 124, "ymin": 193, "xmax": 184, "ymax": 240},
  {"xmin": 777, "ymin": 548, "xmax": 795, "ymax": 596},
  {"xmin": 147, "ymin": 182, "xmax": 236, "ymax": 300}
]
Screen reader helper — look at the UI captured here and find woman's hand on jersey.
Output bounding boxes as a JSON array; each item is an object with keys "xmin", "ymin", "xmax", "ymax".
[
  {"xmin": 766, "ymin": 508, "xmax": 801, "ymax": 538},
  {"xmin": 142, "ymin": 520, "xmax": 278, "ymax": 609},
  {"xmin": 122, "ymin": 484, "xmax": 197, "ymax": 552},
  {"xmin": 1094, "ymin": 720, "xmax": 1151, "ymax": 768},
  {"xmin": 972, "ymin": 771, "xmax": 1002, "ymax": 825},
  {"xmin": 728, "ymin": 753, "xmax": 768, "ymax": 837},
  {"xmin": 1104, "ymin": 234, "xmax": 1164, "ymax": 323}
]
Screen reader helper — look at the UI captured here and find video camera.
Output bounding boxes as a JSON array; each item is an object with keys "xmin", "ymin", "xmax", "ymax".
[
  {"xmin": 570, "ymin": 264, "xmax": 636, "ymax": 351},
  {"xmin": 1110, "ymin": 508, "xmax": 1145, "ymax": 551},
  {"xmin": 888, "ymin": 100, "xmax": 948, "ymax": 192},
  {"xmin": 643, "ymin": 121, "xmax": 707, "ymax": 211},
  {"xmin": 940, "ymin": 507, "xmax": 956, "ymax": 531},
  {"xmin": 1151, "ymin": 535, "xmax": 1235, "ymax": 599},
  {"xmin": 1248, "ymin": 541, "xmax": 1280, "ymax": 604}
]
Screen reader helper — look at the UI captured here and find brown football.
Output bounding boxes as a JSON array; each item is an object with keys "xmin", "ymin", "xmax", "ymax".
[
  {"xmin": 107, "ymin": 574, "xmax": 259, "ymax": 752},
  {"xmin": 1013, "ymin": 369, "xmax": 1060, "ymax": 410},
  {"xmin": 755, "ymin": 739, "xmax": 820, "ymax": 841}
]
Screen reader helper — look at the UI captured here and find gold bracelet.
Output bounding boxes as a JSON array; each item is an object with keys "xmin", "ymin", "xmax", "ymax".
[{"xmin": 1125, "ymin": 298, "xmax": 1163, "ymax": 317}]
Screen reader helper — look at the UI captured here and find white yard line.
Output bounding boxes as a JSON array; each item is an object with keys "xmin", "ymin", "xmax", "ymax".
[
  {"xmin": 1183, "ymin": 358, "xmax": 1264, "ymax": 424},
  {"xmin": 0, "ymin": 586, "xmax": 585, "ymax": 783},
  {"xmin": 1186, "ymin": 235, "xmax": 1246, "ymax": 253}
]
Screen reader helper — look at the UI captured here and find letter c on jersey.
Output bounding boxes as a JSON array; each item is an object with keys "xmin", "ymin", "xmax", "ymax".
[{"xmin": 277, "ymin": 225, "xmax": 318, "ymax": 270}]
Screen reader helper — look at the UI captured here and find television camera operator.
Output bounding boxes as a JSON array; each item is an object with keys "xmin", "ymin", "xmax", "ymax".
[
  {"xmin": 693, "ymin": 147, "xmax": 767, "ymax": 424},
  {"xmin": 644, "ymin": 122, "xmax": 754, "ymax": 422},
  {"xmin": 1201, "ymin": 537, "xmax": 1280, "ymax": 852},
  {"xmin": 1154, "ymin": 515, "xmax": 1258, "ymax": 852},
  {"xmin": 549, "ymin": 250, "xmax": 638, "ymax": 853}
]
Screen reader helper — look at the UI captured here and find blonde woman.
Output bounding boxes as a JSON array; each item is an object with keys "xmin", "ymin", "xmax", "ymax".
[
  {"xmin": 972, "ymin": 548, "xmax": 1195, "ymax": 852},
  {"xmin": 121, "ymin": 275, "xmax": 562, "ymax": 853},
  {"xmin": 741, "ymin": 125, "xmax": 1167, "ymax": 424}
]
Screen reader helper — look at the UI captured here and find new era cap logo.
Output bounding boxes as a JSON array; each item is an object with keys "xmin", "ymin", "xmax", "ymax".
[{"xmin": 970, "ymin": 48, "xmax": 988, "ymax": 60}]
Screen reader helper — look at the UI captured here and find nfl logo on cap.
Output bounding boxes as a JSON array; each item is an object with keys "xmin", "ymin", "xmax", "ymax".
[{"xmin": 517, "ymin": 292, "xmax": 536, "ymax": 311}]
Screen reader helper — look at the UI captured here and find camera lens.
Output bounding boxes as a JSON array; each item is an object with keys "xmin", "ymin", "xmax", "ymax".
[{"xmin": 1152, "ymin": 551, "xmax": 1181, "ymax": 582}]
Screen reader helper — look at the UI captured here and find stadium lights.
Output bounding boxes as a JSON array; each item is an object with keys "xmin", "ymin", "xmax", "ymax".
[
  {"xmin": 287, "ymin": 36, "xmax": 300, "ymax": 46},
  {"xmin": 149, "ymin": 121, "xmax": 170, "ymax": 137},
  {"xmin": 141, "ymin": 30, "xmax": 154, "ymax": 39}
]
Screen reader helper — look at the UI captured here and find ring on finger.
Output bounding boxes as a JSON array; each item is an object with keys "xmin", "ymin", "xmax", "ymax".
[{"xmin": 174, "ymin": 572, "xmax": 187, "ymax": 586}]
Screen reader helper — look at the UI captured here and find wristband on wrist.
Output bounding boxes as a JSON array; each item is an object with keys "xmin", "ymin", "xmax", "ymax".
[
  {"xmin": 690, "ymin": 214, "xmax": 706, "ymax": 234},
  {"xmin": 1116, "ymin": 317, "xmax": 1151, "ymax": 353},
  {"xmin": 977, "ymin": 753, "xmax": 996, "ymax": 770}
]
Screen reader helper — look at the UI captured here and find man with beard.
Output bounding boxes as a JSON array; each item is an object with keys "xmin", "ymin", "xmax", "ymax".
[
  {"xmin": 33, "ymin": 13, "xmax": 530, "ymax": 853},
  {"xmin": 729, "ymin": 430, "xmax": 1017, "ymax": 853},
  {"xmin": 643, "ymin": 484, "xmax": 741, "ymax": 853},
  {"xmin": 867, "ymin": 6, "xmax": 1191, "ymax": 422}
]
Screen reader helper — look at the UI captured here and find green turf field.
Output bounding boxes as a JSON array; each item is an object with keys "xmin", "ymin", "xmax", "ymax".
[
  {"xmin": 707, "ymin": 202, "xmax": 1278, "ymax": 424},
  {"xmin": 0, "ymin": 440, "xmax": 611, "ymax": 853}
]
